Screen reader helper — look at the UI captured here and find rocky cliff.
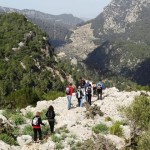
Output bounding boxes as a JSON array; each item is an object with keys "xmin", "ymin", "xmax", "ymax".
[{"xmin": 56, "ymin": 0, "xmax": 150, "ymax": 85}]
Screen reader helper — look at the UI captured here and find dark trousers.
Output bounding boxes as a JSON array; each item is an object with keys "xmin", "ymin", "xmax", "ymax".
[
  {"xmin": 33, "ymin": 128, "xmax": 42, "ymax": 141},
  {"xmin": 78, "ymin": 98, "xmax": 81, "ymax": 107},
  {"xmin": 87, "ymin": 94, "xmax": 91, "ymax": 105},
  {"xmin": 48, "ymin": 121, "xmax": 55, "ymax": 133},
  {"xmin": 97, "ymin": 92, "xmax": 102, "ymax": 100}
]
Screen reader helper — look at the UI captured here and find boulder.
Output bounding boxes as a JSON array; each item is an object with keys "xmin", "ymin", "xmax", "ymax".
[{"xmin": 17, "ymin": 135, "xmax": 32, "ymax": 146}]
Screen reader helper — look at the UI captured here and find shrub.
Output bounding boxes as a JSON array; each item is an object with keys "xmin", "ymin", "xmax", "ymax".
[
  {"xmin": 67, "ymin": 138, "xmax": 76, "ymax": 146},
  {"xmin": 2, "ymin": 109, "xmax": 15, "ymax": 119},
  {"xmin": 110, "ymin": 121, "xmax": 123, "ymax": 137},
  {"xmin": 105, "ymin": 116, "xmax": 112, "ymax": 121},
  {"xmin": 55, "ymin": 126, "xmax": 70, "ymax": 134},
  {"xmin": 77, "ymin": 136, "xmax": 115, "ymax": 150},
  {"xmin": 92, "ymin": 123, "xmax": 109, "ymax": 134},
  {"xmin": 55, "ymin": 142, "xmax": 64, "ymax": 149},
  {"xmin": 42, "ymin": 125, "xmax": 50, "ymax": 135},
  {"xmin": 122, "ymin": 96, "xmax": 150, "ymax": 131},
  {"xmin": 11, "ymin": 114, "xmax": 26, "ymax": 125},
  {"xmin": 42, "ymin": 91, "xmax": 65, "ymax": 100},
  {"xmin": 25, "ymin": 111, "xmax": 33, "ymax": 119},
  {"xmin": 40, "ymin": 109, "xmax": 47, "ymax": 120},
  {"xmin": 0, "ymin": 133, "xmax": 17, "ymax": 145},
  {"xmin": 51, "ymin": 134, "xmax": 62, "ymax": 143},
  {"xmin": 22, "ymin": 125, "xmax": 33, "ymax": 137},
  {"xmin": 122, "ymin": 95, "xmax": 150, "ymax": 149},
  {"xmin": 138, "ymin": 128, "xmax": 150, "ymax": 150}
]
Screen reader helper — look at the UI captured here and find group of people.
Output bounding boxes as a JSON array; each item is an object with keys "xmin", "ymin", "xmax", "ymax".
[
  {"xmin": 66, "ymin": 78, "xmax": 104, "ymax": 110},
  {"xmin": 31, "ymin": 105, "xmax": 55, "ymax": 143},
  {"xmin": 31, "ymin": 78, "xmax": 104, "ymax": 142}
]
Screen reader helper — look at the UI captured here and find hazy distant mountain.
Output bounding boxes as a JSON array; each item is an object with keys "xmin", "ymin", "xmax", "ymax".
[
  {"xmin": 57, "ymin": 0, "xmax": 150, "ymax": 85},
  {"xmin": 0, "ymin": 6, "xmax": 84, "ymax": 47}
]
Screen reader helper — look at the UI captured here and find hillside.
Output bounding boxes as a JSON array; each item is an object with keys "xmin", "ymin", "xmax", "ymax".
[
  {"xmin": 56, "ymin": 0, "xmax": 150, "ymax": 86},
  {"xmin": 0, "ymin": 6, "xmax": 84, "ymax": 47},
  {"xmin": 0, "ymin": 87, "xmax": 150, "ymax": 149},
  {"xmin": 0, "ymin": 12, "xmax": 70, "ymax": 108}
]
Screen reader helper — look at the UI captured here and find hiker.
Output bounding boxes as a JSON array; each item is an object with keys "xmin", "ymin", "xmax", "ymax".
[
  {"xmin": 32, "ymin": 111, "xmax": 45, "ymax": 143},
  {"xmin": 46, "ymin": 105, "xmax": 55, "ymax": 134},
  {"xmin": 66, "ymin": 83, "xmax": 74, "ymax": 110},
  {"xmin": 85, "ymin": 80, "xmax": 90, "ymax": 100},
  {"xmin": 92, "ymin": 83, "xmax": 97, "ymax": 96},
  {"xmin": 96, "ymin": 83, "xmax": 103, "ymax": 100},
  {"xmin": 86, "ymin": 84, "xmax": 92, "ymax": 105},
  {"xmin": 76, "ymin": 86, "xmax": 84, "ymax": 107},
  {"xmin": 78, "ymin": 77, "xmax": 86, "ymax": 89}
]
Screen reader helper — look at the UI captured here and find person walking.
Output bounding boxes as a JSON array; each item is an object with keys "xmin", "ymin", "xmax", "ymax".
[
  {"xmin": 66, "ymin": 83, "xmax": 74, "ymax": 110},
  {"xmin": 76, "ymin": 86, "xmax": 84, "ymax": 107},
  {"xmin": 46, "ymin": 105, "xmax": 55, "ymax": 134},
  {"xmin": 32, "ymin": 111, "xmax": 45, "ymax": 143},
  {"xmin": 97, "ymin": 83, "xmax": 103, "ymax": 100},
  {"xmin": 86, "ymin": 84, "xmax": 92, "ymax": 105}
]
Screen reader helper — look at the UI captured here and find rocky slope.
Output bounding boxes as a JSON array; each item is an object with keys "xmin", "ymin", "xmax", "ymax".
[
  {"xmin": 1, "ymin": 87, "xmax": 150, "ymax": 150},
  {"xmin": 56, "ymin": 0, "xmax": 150, "ymax": 85},
  {"xmin": 0, "ymin": 6, "xmax": 83, "ymax": 47}
]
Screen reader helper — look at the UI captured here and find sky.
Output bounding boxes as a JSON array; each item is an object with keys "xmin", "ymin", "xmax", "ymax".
[{"xmin": 0, "ymin": 0, "xmax": 112, "ymax": 19}]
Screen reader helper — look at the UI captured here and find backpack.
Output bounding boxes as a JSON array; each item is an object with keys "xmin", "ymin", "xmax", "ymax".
[
  {"xmin": 77, "ymin": 91, "xmax": 81, "ymax": 98},
  {"xmin": 97, "ymin": 84, "xmax": 102, "ymax": 90},
  {"xmin": 66, "ymin": 87, "xmax": 70, "ymax": 94},
  {"xmin": 87, "ymin": 87, "xmax": 91, "ymax": 94},
  {"xmin": 47, "ymin": 111, "xmax": 54, "ymax": 119},
  {"xmin": 32, "ymin": 116, "xmax": 39, "ymax": 125}
]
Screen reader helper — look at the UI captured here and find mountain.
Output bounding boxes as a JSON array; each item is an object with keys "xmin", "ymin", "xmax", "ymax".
[
  {"xmin": 0, "ymin": 6, "xmax": 84, "ymax": 47},
  {"xmin": 56, "ymin": 0, "xmax": 150, "ymax": 86}
]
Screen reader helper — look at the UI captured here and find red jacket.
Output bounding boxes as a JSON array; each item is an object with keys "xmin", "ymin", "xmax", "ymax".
[{"xmin": 69, "ymin": 86, "xmax": 74, "ymax": 96}]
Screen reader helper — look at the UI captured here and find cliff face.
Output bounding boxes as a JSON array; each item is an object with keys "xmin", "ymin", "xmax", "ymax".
[
  {"xmin": 92, "ymin": 0, "xmax": 150, "ymax": 43},
  {"xmin": 57, "ymin": 0, "xmax": 150, "ymax": 85}
]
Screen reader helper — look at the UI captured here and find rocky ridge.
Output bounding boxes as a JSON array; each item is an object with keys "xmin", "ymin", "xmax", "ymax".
[{"xmin": 1, "ymin": 87, "xmax": 149, "ymax": 150}]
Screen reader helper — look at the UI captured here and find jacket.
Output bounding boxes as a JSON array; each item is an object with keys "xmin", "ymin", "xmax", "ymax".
[
  {"xmin": 32, "ymin": 115, "xmax": 45, "ymax": 129},
  {"xmin": 46, "ymin": 110, "xmax": 55, "ymax": 121}
]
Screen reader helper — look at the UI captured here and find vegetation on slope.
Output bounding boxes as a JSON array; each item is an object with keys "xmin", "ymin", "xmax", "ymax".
[{"xmin": 0, "ymin": 13, "xmax": 67, "ymax": 108}]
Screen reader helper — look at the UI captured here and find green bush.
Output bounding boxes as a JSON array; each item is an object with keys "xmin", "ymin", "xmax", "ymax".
[
  {"xmin": 67, "ymin": 138, "xmax": 76, "ymax": 147},
  {"xmin": 40, "ymin": 109, "xmax": 47, "ymax": 120},
  {"xmin": 138, "ymin": 128, "xmax": 150, "ymax": 150},
  {"xmin": 77, "ymin": 136, "xmax": 115, "ymax": 150},
  {"xmin": 51, "ymin": 134, "xmax": 62, "ymax": 143},
  {"xmin": 110, "ymin": 121, "xmax": 123, "ymax": 137},
  {"xmin": 122, "ymin": 96, "xmax": 150, "ymax": 131},
  {"xmin": 105, "ymin": 116, "xmax": 112, "ymax": 121},
  {"xmin": 92, "ymin": 123, "xmax": 109, "ymax": 134},
  {"xmin": 42, "ymin": 91, "xmax": 65, "ymax": 100},
  {"xmin": 55, "ymin": 142, "xmax": 64, "ymax": 149},
  {"xmin": 55, "ymin": 126, "xmax": 70, "ymax": 134},
  {"xmin": 11, "ymin": 114, "xmax": 26, "ymax": 125},
  {"xmin": 2, "ymin": 109, "xmax": 15, "ymax": 119},
  {"xmin": 0, "ymin": 133, "xmax": 17, "ymax": 145},
  {"xmin": 25, "ymin": 111, "xmax": 34, "ymax": 119},
  {"xmin": 42, "ymin": 125, "xmax": 50, "ymax": 135},
  {"xmin": 22, "ymin": 125, "xmax": 33, "ymax": 137}
]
